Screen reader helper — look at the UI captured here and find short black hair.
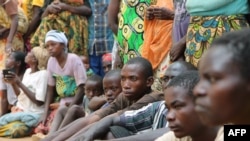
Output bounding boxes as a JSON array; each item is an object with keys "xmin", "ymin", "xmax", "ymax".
[
  {"xmin": 211, "ymin": 28, "xmax": 250, "ymax": 81},
  {"xmin": 125, "ymin": 57, "xmax": 153, "ymax": 78},
  {"xmin": 104, "ymin": 69, "xmax": 121, "ymax": 78},
  {"xmin": 166, "ymin": 71, "xmax": 199, "ymax": 97},
  {"xmin": 11, "ymin": 51, "xmax": 26, "ymax": 74},
  {"xmin": 87, "ymin": 74, "xmax": 103, "ymax": 87}
]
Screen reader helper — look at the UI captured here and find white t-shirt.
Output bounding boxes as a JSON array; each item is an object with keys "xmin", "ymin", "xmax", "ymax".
[
  {"xmin": 0, "ymin": 71, "xmax": 17, "ymax": 105},
  {"xmin": 16, "ymin": 68, "xmax": 48, "ymax": 115}
]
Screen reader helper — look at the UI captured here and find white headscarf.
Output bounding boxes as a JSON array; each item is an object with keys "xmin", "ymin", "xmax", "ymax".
[{"xmin": 45, "ymin": 30, "xmax": 68, "ymax": 53}]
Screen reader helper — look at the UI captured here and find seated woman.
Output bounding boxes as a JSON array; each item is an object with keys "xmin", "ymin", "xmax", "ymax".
[
  {"xmin": 0, "ymin": 47, "xmax": 49, "ymax": 138},
  {"xmin": 30, "ymin": 0, "xmax": 92, "ymax": 56},
  {"xmin": 0, "ymin": 51, "xmax": 26, "ymax": 116},
  {"xmin": 36, "ymin": 30, "xmax": 87, "ymax": 136},
  {"xmin": 0, "ymin": 0, "xmax": 28, "ymax": 69}
]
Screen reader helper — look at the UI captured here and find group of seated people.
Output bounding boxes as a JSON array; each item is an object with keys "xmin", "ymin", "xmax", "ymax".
[{"xmin": 0, "ymin": 28, "xmax": 249, "ymax": 141}]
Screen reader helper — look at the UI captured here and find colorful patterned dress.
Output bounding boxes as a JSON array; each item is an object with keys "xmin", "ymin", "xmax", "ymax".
[
  {"xmin": 0, "ymin": 0, "xmax": 28, "ymax": 69},
  {"xmin": 30, "ymin": 0, "xmax": 89, "ymax": 56},
  {"xmin": 117, "ymin": 0, "xmax": 152, "ymax": 64}
]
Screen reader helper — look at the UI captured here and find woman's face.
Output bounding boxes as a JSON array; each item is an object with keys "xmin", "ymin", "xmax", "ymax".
[
  {"xmin": 194, "ymin": 47, "xmax": 250, "ymax": 125},
  {"xmin": 45, "ymin": 41, "xmax": 64, "ymax": 57}
]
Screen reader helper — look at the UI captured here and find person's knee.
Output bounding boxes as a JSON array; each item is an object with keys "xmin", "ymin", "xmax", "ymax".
[{"xmin": 57, "ymin": 106, "xmax": 68, "ymax": 115}]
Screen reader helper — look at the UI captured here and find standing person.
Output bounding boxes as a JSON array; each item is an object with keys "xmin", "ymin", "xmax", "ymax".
[
  {"xmin": 40, "ymin": 30, "xmax": 87, "ymax": 135},
  {"xmin": 0, "ymin": 0, "xmax": 28, "ymax": 69},
  {"xmin": 88, "ymin": 0, "xmax": 114, "ymax": 77},
  {"xmin": 183, "ymin": 0, "xmax": 249, "ymax": 67},
  {"xmin": 0, "ymin": 51, "xmax": 26, "ymax": 116},
  {"xmin": 193, "ymin": 29, "xmax": 250, "ymax": 141},
  {"xmin": 108, "ymin": 0, "xmax": 151, "ymax": 66},
  {"xmin": 0, "ymin": 47, "xmax": 49, "ymax": 138},
  {"xmin": 141, "ymin": 0, "xmax": 174, "ymax": 91},
  {"xmin": 21, "ymin": 0, "xmax": 44, "ymax": 52},
  {"xmin": 30, "ymin": 0, "xmax": 91, "ymax": 56}
]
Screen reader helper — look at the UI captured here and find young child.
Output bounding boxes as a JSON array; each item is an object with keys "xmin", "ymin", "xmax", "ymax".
[
  {"xmin": 193, "ymin": 29, "xmax": 250, "ymax": 141},
  {"xmin": 48, "ymin": 74, "xmax": 104, "ymax": 134},
  {"xmin": 79, "ymin": 55, "xmax": 95, "ymax": 77},
  {"xmin": 156, "ymin": 71, "xmax": 218, "ymax": 141},
  {"xmin": 102, "ymin": 53, "xmax": 112, "ymax": 74}
]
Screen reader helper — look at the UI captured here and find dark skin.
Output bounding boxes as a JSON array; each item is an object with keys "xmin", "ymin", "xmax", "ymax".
[
  {"xmin": 0, "ymin": 53, "xmax": 25, "ymax": 116},
  {"xmin": 42, "ymin": 0, "xmax": 92, "ymax": 18},
  {"xmin": 165, "ymin": 86, "xmax": 218, "ymax": 141},
  {"xmin": 169, "ymin": 35, "xmax": 186, "ymax": 62},
  {"xmin": 107, "ymin": 0, "xmax": 122, "ymax": 69},
  {"xmin": 23, "ymin": 6, "xmax": 42, "ymax": 42},
  {"xmin": 42, "ymin": 41, "xmax": 85, "ymax": 126},
  {"xmin": 194, "ymin": 46, "xmax": 250, "ymax": 125},
  {"xmin": 4, "ymin": 51, "xmax": 44, "ymax": 106},
  {"xmin": 146, "ymin": 6, "xmax": 174, "ymax": 20},
  {"xmin": 42, "ymin": 64, "xmax": 153, "ymax": 141}
]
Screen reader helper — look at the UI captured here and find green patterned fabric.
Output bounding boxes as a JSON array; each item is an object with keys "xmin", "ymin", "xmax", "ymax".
[
  {"xmin": 185, "ymin": 15, "xmax": 249, "ymax": 67},
  {"xmin": 0, "ymin": 121, "xmax": 32, "ymax": 138},
  {"xmin": 53, "ymin": 74, "xmax": 77, "ymax": 98},
  {"xmin": 117, "ymin": 0, "xmax": 151, "ymax": 64}
]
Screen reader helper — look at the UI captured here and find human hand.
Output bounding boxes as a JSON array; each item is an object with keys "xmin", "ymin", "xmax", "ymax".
[
  {"xmin": 153, "ymin": 7, "xmax": 174, "ymax": 20},
  {"xmin": 169, "ymin": 41, "xmax": 186, "ymax": 62},
  {"xmin": 47, "ymin": 3, "xmax": 62, "ymax": 14},
  {"xmin": 146, "ymin": 6, "xmax": 154, "ymax": 20},
  {"xmin": 3, "ymin": 71, "xmax": 20, "ymax": 85}
]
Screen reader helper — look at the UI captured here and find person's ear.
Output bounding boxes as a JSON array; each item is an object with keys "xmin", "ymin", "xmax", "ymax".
[{"xmin": 146, "ymin": 76, "xmax": 154, "ymax": 87}]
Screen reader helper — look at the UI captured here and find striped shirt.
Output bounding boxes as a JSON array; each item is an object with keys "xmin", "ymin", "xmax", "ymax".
[{"xmin": 120, "ymin": 101, "xmax": 168, "ymax": 134}]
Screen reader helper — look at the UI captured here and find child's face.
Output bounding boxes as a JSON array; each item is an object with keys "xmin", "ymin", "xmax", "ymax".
[
  {"xmin": 102, "ymin": 61, "xmax": 112, "ymax": 74},
  {"xmin": 103, "ymin": 75, "xmax": 122, "ymax": 103},
  {"xmin": 80, "ymin": 56, "xmax": 90, "ymax": 70},
  {"xmin": 165, "ymin": 86, "xmax": 204, "ymax": 138},
  {"xmin": 85, "ymin": 80, "xmax": 103, "ymax": 100},
  {"xmin": 194, "ymin": 47, "xmax": 249, "ymax": 125},
  {"xmin": 121, "ymin": 64, "xmax": 151, "ymax": 101}
]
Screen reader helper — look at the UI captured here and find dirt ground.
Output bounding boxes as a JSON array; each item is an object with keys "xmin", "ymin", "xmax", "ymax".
[{"xmin": 0, "ymin": 137, "xmax": 32, "ymax": 141}]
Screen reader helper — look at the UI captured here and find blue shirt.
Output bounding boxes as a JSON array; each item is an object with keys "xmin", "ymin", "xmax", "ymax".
[
  {"xmin": 88, "ymin": 0, "xmax": 114, "ymax": 55},
  {"xmin": 186, "ymin": 0, "xmax": 250, "ymax": 16}
]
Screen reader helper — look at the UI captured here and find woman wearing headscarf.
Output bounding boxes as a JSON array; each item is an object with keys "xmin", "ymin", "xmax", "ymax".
[
  {"xmin": 39, "ymin": 30, "xmax": 87, "ymax": 135},
  {"xmin": 0, "ymin": 0, "xmax": 29, "ymax": 69},
  {"xmin": 0, "ymin": 47, "xmax": 49, "ymax": 138}
]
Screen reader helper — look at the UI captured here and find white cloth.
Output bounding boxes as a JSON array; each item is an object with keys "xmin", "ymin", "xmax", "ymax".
[
  {"xmin": 45, "ymin": 30, "xmax": 68, "ymax": 48},
  {"xmin": 16, "ymin": 68, "xmax": 48, "ymax": 115},
  {"xmin": 0, "ymin": 71, "xmax": 17, "ymax": 105}
]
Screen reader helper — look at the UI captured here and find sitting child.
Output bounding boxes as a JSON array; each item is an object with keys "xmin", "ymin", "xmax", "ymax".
[
  {"xmin": 0, "ymin": 47, "xmax": 49, "ymax": 138},
  {"xmin": 102, "ymin": 53, "xmax": 112, "ymax": 74},
  {"xmin": 88, "ymin": 69, "xmax": 122, "ymax": 111},
  {"xmin": 79, "ymin": 55, "xmax": 95, "ymax": 77},
  {"xmin": 0, "ymin": 51, "xmax": 26, "ymax": 116},
  {"xmin": 47, "ymin": 75, "xmax": 103, "ymax": 134}
]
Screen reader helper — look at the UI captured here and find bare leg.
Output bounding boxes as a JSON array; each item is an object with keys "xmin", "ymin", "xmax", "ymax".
[
  {"xmin": 58, "ymin": 105, "xmax": 85, "ymax": 129},
  {"xmin": 48, "ymin": 106, "xmax": 68, "ymax": 134}
]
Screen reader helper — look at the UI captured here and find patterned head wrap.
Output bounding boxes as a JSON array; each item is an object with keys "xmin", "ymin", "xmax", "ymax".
[{"xmin": 45, "ymin": 30, "xmax": 68, "ymax": 53}]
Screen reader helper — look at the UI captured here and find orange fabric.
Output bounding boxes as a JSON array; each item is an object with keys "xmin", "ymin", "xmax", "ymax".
[{"xmin": 141, "ymin": 0, "xmax": 173, "ymax": 70}]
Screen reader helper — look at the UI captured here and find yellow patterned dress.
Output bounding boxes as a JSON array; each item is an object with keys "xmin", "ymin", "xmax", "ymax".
[
  {"xmin": 30, "ymin": 0, "xmax": 88, "ymax": 56},
  {"xmin": 0, "ymin": 1, "xmax": 28, "ymax": 69}
]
